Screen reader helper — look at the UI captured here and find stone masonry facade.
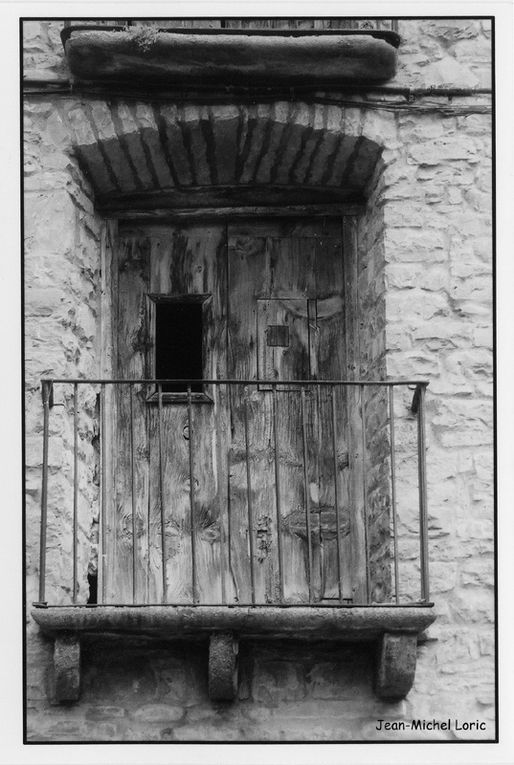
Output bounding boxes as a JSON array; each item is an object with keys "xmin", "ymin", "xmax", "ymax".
[{"xmin": 24, "ymin": 18, "xmax": 494, "ymax": 741}]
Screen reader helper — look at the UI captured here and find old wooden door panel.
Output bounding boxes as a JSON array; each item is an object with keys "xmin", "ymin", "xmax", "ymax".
[
  {"xmin": 108, "ymin": 235, "xmax": 151, "ymax": 604},
  {"xmin": 227, "ymin": 218, "xmax": 349, "ymax": 603},
  {"xmin": 257, "ymin": 298, "xmax": 311, "ymax": 387},
  {"xmin": 109, "ymin": 216, "xmax": 362, "ymax": 605},
  {"xmin": 112, "ymin": 223, "xmax": 227, "ymax": 604},
  {"xmin": 311, "ymin": 233, "xmax": 352, "ymax": 600},
  {"xmin": 147, "ymin": 226, "xmax": 228, "ymax": 604},
  {"xmin": 227, "ymin": 222, "xmax": 315, "ymax": 603},
  {"xmin": 342, "ymin": 218, "xmax": 369, "ymax": 604}
]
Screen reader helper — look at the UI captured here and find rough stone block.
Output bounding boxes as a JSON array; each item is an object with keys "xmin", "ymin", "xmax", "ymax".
[
  {"xmin": 208, "ymin": 632, "xmax": 239, "ymax": 701},
  {"xmin": 450, "ymin": 591, "xmax": 494, "ymax": 624},
  {"xmin": 252, "ymin": 659, "xmax": 307, "ymax": 705},
  {"xmin": 53, "ymin": 634, "xmax": 81, "ymax": 703},
  {"xmin": 423, "ymin": 57, "xmax": 479, "ymax": 88},
  {"xmin": 133, "ymin": 703, "xmax": 184, "ymax": 722},
  {"xmin": 408, "ymin": 137, "xmax": 479, "ymax": 165},
  {"xmin": 85, "ymin": 705, "xmax": 126, "ymax": 720},
  {"xmin": 383, "ymin": 228, "xmax": 446, "ymax": 262},
  {"xmin": 173, "ymin": 723, "xmax": 247, "ymax": 741},
  {"xmin": 375, "ymin": 633, "xmax": 418, "ymax": 700}
]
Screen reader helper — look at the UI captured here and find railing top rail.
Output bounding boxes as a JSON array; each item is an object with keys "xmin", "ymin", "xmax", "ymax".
[{"xmin": 41, "ymin": 377, "xmax": 429, "ymax": 387}]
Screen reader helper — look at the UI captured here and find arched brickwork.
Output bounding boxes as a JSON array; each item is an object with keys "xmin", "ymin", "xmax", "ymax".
[{"xmin": 58, "ymin": 99, "xmax": 392, "ymax": 201}]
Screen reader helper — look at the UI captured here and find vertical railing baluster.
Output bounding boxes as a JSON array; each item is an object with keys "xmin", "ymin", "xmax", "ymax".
[
  {"xmin": 99, "ymin": 383, "xmax": 106, "ymax": 604},
  {"xmin": 38, "ymin": 380, "xmax": 52, "ymax": 604},
  {"xmin": 360, "ymin": 384, "xmax": 370, "ymax": 604},
  {"xmin": 317, "ymin": 384, "xmax": 324, "ymax": 598},
  {"xmin": 218, "ymin": 382, "xmax": 227, "ymax": 605},
  {"xmin": 129, "ymin": 383, "xmax": 136, "ymax": 604},
  {"xmin": 301, "ymin": 386, "xmax": 314, "ymax": 603},
  {"xmin": 146, "ymin": 384, "xmax": 151, "ymax": 605},
  {"xmin": 331, "ymin": 386, "xmax": 343, "ymax": 603},
  {"xmin": 272, "ymin": 384, "xmax": 284, "ymax": 603},
  {"xmin": 157, "ymin": 383, "xmax": 167, "ymax": 602},
  {"xmin": 226, "ymin": 382, "xmax": 234, "ymax": 605},
  {"xmin": 73, "ymin": 382, "xmax": 78, "ymax": 604},
  {"xmin": 389, "ymin": 386, "xmax": 400, "ymax": 604},
  {"xmin": 417, "ymin": 385, "xmax": 430, "ymax": 602},
  {"xmin": 187, "ymin": 385, "xmax": 198, "ymax": 604},
  {"xmin": 243, "ymin": 387, "xmax": 256, "ymax": 604}
]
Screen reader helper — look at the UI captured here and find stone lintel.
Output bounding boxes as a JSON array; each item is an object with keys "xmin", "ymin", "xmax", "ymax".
[{"xmin": 63, "ymin": 29, "xmax": 399, "ymax": 87}]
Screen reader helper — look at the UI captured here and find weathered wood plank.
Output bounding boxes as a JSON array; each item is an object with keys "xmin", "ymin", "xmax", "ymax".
[
  {"xmin": 97, "ymin": 186, "xmax": 365, "ymax": 214},
  {"xmin": 227, "ymin": 230, "xmax": 273, "ymax": 602},
  {"xmin": 147, "ymin": 225, "xmax": 227, "ymax": 603},
  {"xmin": 342, "ymin": 216, "xmax": 368, "ymax": 603},
  {"xmin": 227, "ymin": 218, "xmax": 348, "ymax": 604},
  {"xmin": 222, "ymin": 19, "xmax": 382, "ymax": 30},
  {"xmin": 313, "ymin": 231, "xmax": 350, "ymax": 600},
  {"xmin": 113, "ymin": 236, "xmax": 151, "ymax": 604},
  {"xmin": 111, "ymin": 223, "xmax": 227, "ymax": 604},
  {"xmin": 257, "ymin": 298, "xmax": 310, "ymax": 387},
  {"xmin": 133, "ymin": 20, "xmax": 223, "ymax": 29},
  {"xmin": 228, "ymin": 386, "xmax": 278, "ymax": 604},
  {"xmin": 108, "ymin": 214, "xmax": 363, "ymax": 607}
]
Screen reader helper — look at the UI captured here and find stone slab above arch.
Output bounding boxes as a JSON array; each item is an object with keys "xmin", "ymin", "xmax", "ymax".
[{"xmin": 62, "ymin": 27, "xmax": 399, "ymax": 88}]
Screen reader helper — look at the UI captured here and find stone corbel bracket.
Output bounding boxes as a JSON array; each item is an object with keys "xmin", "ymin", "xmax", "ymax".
[
  {"xmin": 208, "ymin": 631, "xmax": 239, "ymax": 701},
  {"xmin": 32, "ymin": 605, "xmax": 435, "ymax": 704},
  {"xmin": 53, "ymin": 632, "xmax": 81, "ymax": 703},
  {"xmin": 376, "ymin": 632, "xmax": 419, "ymax": 700}
]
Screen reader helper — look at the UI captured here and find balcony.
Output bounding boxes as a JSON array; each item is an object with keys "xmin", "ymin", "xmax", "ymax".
[{"xmin": 31, "ymin": 378, "xmax": 434, "ymax": 702}]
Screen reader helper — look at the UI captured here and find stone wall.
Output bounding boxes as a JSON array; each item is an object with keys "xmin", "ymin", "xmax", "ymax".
[
  {"xmin": 355, "ymin": 163, "xmax": 393, "ymax": 604},
  {"xmin": 24, "ymin": 93, "xmax": 105, "ymax": 706},
  {"xmin": 26, "ymin": 634, "xmax": 493, "ymax": 742},
  {"xmin": 380, "ymin": 105, "xmax": 494, "ymax": 717},
  {"xmin": 394, "ymin": 19, "xmax": 492, "ymax": 89},
  {"xmin": 24, "ymin": 17, "xmax": 494, "ymax": 743}
]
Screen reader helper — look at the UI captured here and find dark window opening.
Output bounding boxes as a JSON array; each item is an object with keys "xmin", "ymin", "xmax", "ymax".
[
  {"xmin": 87, "ymin": 571, "xmax": 97, "ymax": 605},
  {"xmin": 155, "ymin": 301, "xmax": 203, "ymax": 393}
]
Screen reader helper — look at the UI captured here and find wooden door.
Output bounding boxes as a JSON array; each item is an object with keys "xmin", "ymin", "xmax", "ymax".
[
  {"xmin": 227, "ymin": 219, "xmax": 353, "ymax": 604},
  {"xmin": 105, "ymin": 217, "xmax": 359, "ymax": 606},
  {"xmin": 105, "ymin": 222, "xmax": 229, "ymax": 605}
]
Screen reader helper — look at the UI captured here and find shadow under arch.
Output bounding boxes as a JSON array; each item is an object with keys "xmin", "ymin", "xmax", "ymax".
[{"xmin": 61, "ymin": 99, "xmax": 387, "ymax": 212}]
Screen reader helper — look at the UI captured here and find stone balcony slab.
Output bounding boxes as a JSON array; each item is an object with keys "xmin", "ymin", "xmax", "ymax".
[
  {"xmin": 32, "ymin": 604, "xmax": 435, "ymax": 703},
  {"xmin": 32, "ymin": 604, "xmax": 434, "ymax": 639}
]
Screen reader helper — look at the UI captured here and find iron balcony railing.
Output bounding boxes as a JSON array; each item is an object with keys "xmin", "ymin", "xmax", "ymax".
[{"xmin": 35, "ymin": 378, "xmax": 429, "ymax": 608}]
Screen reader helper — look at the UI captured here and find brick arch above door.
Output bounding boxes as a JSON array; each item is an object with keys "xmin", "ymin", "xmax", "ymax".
[{"xmin": 60, "ymin": 99, "xmax": 389, "ymax": 214}]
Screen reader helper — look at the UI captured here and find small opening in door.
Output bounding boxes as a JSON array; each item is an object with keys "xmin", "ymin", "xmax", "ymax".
[{"xmin": 155, "ymin": 301, "xmax": 203, "ymax": 393}]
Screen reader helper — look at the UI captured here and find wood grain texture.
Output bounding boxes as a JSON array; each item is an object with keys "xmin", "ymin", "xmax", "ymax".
[
  {"xmin": 227, "ymin": 218, "xmax": 351, "ymax": 604},
  {"xmin": 106, "ymin": 215, "xmax": 367, "ymax": 605},
  {"xmin": 343, "ymin": 216, "xmax": 369, "ymax": 603},
  {"xmin": 112, "ymin": 224, "xmax": 227, "ymax": 604},
  {"xmin": 99, "ymin": 221, "xmax": 117, "ymax": 604},
  {"xmin": 113, "ymin": 236, "xmax": 151, "ymax": 604}
]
